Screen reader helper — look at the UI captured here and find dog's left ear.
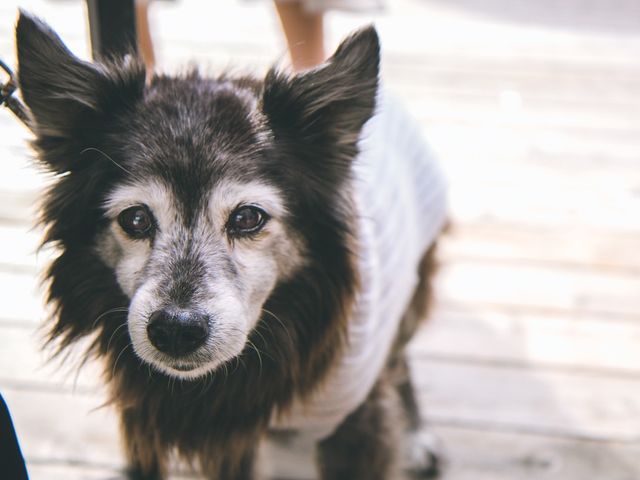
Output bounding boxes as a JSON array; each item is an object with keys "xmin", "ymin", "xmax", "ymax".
[{"xmin": 262, "ymin": 26, "xmax": 380, "ymax": 161}]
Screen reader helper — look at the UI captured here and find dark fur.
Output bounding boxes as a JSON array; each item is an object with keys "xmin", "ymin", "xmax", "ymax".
[{"xmin": 16, "ymin": 11, "xmax": 439, "ymax": 479}]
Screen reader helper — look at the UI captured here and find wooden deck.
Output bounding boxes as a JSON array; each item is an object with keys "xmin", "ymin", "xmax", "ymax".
[{"xmin": 1, "ymin": 0, "xmax": 639, "ymax": 478}]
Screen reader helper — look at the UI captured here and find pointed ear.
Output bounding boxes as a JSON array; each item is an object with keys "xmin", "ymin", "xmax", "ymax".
[
  {"xmin": 262, "ymin": 26, "xmax": 380, "ymax": 158},
  {"xmin": 15, "ymin": 11, "xmax": 144, "ymax": 137}
]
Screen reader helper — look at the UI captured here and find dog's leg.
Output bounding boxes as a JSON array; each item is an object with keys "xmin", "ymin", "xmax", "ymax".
[
  {"xmin": 388, "ymin": 243, "xmax": 444, "ymax": 478},
  {"xmin": 316, "ymin": 377, "xmax": 404, "ymax": 480},
  {"xmin": 391, "ymin": 353, "xmax": 444, "ymax": 478}
]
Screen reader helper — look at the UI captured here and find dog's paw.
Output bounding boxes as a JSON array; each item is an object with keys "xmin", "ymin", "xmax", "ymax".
[{"xmin": 403, "ymin": 430, "xmax": 446, "ymax": 478}]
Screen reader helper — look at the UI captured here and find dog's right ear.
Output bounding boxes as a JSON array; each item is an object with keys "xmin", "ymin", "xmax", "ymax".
[
  {"xmin": 262, "ymin": 26, "xmax": 380, "ymax": 167},
  {"xmin": 15, "ymin": 11, "xmax": 144, "ymax": 138}
]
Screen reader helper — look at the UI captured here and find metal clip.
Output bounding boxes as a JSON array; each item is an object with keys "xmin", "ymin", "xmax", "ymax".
[
  {"xmin": 0, "ymin": 59, "xmax": 33, "ymax": 131},
  {"xmin": 0, "ymin": 59, "xmax": 17, "ymax": 105}
]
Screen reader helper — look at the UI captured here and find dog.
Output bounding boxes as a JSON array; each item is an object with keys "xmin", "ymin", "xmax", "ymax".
[{"xmin": 15, "ymin": 11, "xmax": 447, "ymax": 480}]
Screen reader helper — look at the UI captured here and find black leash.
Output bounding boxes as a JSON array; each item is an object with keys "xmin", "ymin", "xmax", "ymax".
[{"xmin": 0, "ymin": 59, "xmax": 33, "ymax": 133}]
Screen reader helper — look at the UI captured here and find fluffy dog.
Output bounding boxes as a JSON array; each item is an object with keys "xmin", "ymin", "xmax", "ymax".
[{"xmin": 16, "ymin": 11, "xmax": 447, "ymax": 479}]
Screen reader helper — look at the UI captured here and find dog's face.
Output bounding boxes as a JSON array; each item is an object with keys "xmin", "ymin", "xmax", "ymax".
[
  {"xmin": 98, "ymin": 133, "xmax": 303, "ymax": 378},
  {"xmin": 99, "ymin": 140, "xmax": 302, "ymax": 378},
  {"xmin": 16, "ymin": 12, "xmax": 378, "ymax": 380}
]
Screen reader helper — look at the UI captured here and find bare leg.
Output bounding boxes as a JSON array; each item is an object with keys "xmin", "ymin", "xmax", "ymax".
[
  {"xmin": 274, "ymin": 1, "xmax": 325, "ymax": 71},
  {"xmin": 135, "ymin": 0, "xmax": 155, "ymax": 81}
]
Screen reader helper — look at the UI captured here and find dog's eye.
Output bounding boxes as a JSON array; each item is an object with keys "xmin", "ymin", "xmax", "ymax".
[
  {"xmin": 227, "ymin": 206, "xmax": 268, "ymax": 236},
  {"xmin": 118, "ymin": 205, "xmax": 155, "ymax": 239}
]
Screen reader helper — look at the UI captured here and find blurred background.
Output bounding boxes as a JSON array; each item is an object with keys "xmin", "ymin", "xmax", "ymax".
[{"xmin": 0, "ymin": 0, "xmax": 639, "ymax": 478}]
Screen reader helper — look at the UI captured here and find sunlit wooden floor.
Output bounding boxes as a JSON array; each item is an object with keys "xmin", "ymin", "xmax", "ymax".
[{"xmin": 1, "ymin": 0, "xmax": 639, "ymax": 478}]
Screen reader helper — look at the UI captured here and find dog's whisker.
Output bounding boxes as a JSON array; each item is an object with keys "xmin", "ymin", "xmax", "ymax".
[
  {"xmin": 256, "ymin": 319, "xmax": 275, "ymax": 340},
  {"xmin": 251, "ymin": 325, "xmax": 269, "ymax": 349},
  {"xmin": 229, "ymin": 356, "xmax": 242, "ymax": 376},
  {"xmin": 246, "ymin": 339, "xmax": 263, "ymax": 378},
  {"xmin": 80, "ymin": 147, "xmax": 133, "ymax": 176},
  {"xmin": 232, "ymin": 354, "xmax": 247, "ymax": 375},
  {"xmin": 112, "ymin": 343, "xmax": 131, "ymax": 379},
  {"xmin": 106, "ymin": 321, "xmax": 129, "ymax": 352},
  {"xmin": 261, "ymin": 308, "xmax": 294, "ymax": 345},
  {"xmin": 91, "ymin": 307, "xmax": 129, "ymax": 330},
  {"xmin": 247, "ymin": 327, "xmax": 278, "ymax": 365},
  {"xmin": 198, "ymin": 371, "xmax": 213, "ymax": 398},
  {"xmin": 209, "ymin": 370, "xmax": 217, "ymax": 393},
  {"xmin": 261, "ymin": 308, "xmax": 285, "ymax": 329}
]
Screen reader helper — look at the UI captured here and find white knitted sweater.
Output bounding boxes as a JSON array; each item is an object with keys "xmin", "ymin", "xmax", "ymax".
[{"xmin": 270, "ymin": 90, "xmax": 448, "ymax": 439}]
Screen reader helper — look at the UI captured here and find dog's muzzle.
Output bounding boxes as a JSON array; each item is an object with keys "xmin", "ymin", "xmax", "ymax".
[{"xmin": 146, "ymin": 309, "xmax": 210, "ymax": 357}]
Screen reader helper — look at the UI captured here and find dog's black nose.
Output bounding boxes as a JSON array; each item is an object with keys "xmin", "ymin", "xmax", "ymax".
[{"xmin": 147, "ymin": 310, "xmax": 209, "ymax": 357}]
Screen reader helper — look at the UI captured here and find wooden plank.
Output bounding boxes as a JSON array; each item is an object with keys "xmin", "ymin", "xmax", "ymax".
[
  {"xmin": 0, "ymin": 224, "xmax": 45, "ymax": 273},
  {"xmin": 416, "ymin": 110, "xmax": 639, "ymax": 139},
  {"xmin": 0, "ymin": 192, "xmax": 39, "ymax": 226},
  {"xmin": 0, "ymin": 168, "xmax": 46, "ymax": 196},
  {"xmin": 436, "ymin": 260, "xmax": 640, "ymax": 319},
  {"xmin": 439, "ymin": 225, "xmax": 640, "ymax": 272},
  {"xmin": 260, "ymin": 418, "xmax": 640, "ymax": 479},
  {"xmin": 384, "ymin": 63, "xmax": 640, "ymax": 105},
  {"xmin": 2, "ymin": 388, "xmax": 122, "ymax": 470},
  {"xmin": 26, "ymin": 461, "xmax": 200, "ymax": 480},
  {"xmin": 428, "ymin": 124, "xmax": 640, "ymax": 174},
  {"xmin": 372, "ymin": 16, "xmax": 640, "ymax": 68},
  {"xmin": 0, "ymin": 324, "xmax": 102, "ymax": 390},
  {"xmin": 411, "ymin": 307, "xmax": 640, "ymax": 374},
  {"xmin": 26, "ymin": 462, "xmax": 124, "ymax": 480},
  {"xmin": 405, "ymin": 93, "xmax": 640, "ymax": 134},
  {"xmin": 0, "ymin": 270, "xmax": 46, "ymax": 322},
  {"xmin": 425, "ymin": 122, "xmax": 640, "ymax": 171},
  {"xmin": 446, "ymin": 183, "xmax": 640, "ymax": 235},
  {"xmin": 429, "ymin": 425, "xmax": 640, "ymax": 480},
  {"xmin": 413, "ymin": 359, "xmax": 640, "ymax": 442}
]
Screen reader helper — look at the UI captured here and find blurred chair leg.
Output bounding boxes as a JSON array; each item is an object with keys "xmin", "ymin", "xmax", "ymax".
[{"xmin": 85, "ymin": 0, "xmax": 138, "ymax": 60}]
